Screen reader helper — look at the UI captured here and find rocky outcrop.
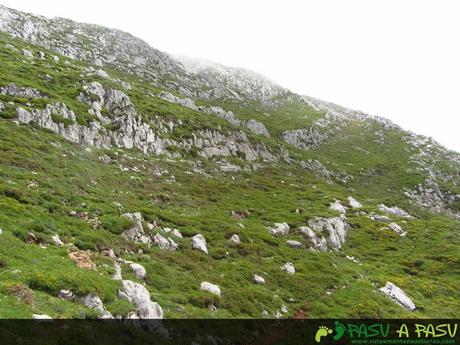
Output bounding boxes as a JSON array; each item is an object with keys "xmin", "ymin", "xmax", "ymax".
[
  {"xmin": 405, "ymin": 178, "xmax": 460, "ymax": 216},
  {"xmin": 267, "ymin": 222, "xmax": 290, "ymax": 236},
  {"xmin": 286, "ymin": 240, "xmax": 303, "ymax": 249},
  {"xmin": 379, "ymin": 282, "xmax": 416, "ymax": 311},
  {"xmin": 382, "ymin": 223, "xmax": 407, "ymax": 237},
  {"xmin": 80, "ymin": 294, "xmax": 113, "ymax": 319},
  {"xmin": 378, "ymin": 204, "xmax": 414, "ymax": 219},
  {"xmin": 0, "ymin": 83, "xmax": 44, "ymax": 99},
  {"xmin": 347, "ymin": 196, "xmax": 363, "ymax": 208},
  {"xmin": 153, "ymin": 233, "xmax": 178, "ymax": 251},
  {"xmin": 245, "ymin": 119, "xmax": 270, "ymax": 137},
  {"xmin": 159, "ymin": 91, "xmax": 270, "ymax": 136},
  {"xmin": 15, "ymin": 82, "xmax": 278, "ymax": 163},
  {"xmin": 282, "ymin": 126, "xmax": 326, "ymax": 150},
  {"xmin": 118, "ymin": 280, "xmax": 164, "ymax": 319},
  {"xmin": 200, "ymin": 282, "xmax": 221, "ymax": 296},
  {"xmin": 122, "ymin": 212, "xmax": 151, "ymax": 245},
  {"xmin": 300, "ymin": 216, "xmax": 349, "ymax": 251}
]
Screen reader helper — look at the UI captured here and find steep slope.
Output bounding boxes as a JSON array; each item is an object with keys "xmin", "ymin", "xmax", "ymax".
[{"xmin": 0, "ymin": 5, "xmax": 459, "ymax": 320}]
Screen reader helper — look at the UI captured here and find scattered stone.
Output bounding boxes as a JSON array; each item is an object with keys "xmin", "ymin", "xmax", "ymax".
[
  {"xmin": 286, "ymin": 240, "xmax": 303, "ymax": 249},
  {"xmin": 347, "ymin": 196, "xmax": 363, "ymax": 208},
  {"xmin": 80, "ymin": 294, "xmax": 113, "ymax": 318},
  {"xmin": 273, "ymin": 310, "xmax": 283, "ymax": 319},
  {"xmin": 346, "ymin": 255, "xmax": 360, "ymax": 263},
  {"xmin": 51, "ymin": 234, "xmax": 64, "ymax": 246},
  {"xmin": 170, "ymin": 229, "xmax": 182, "ymax": 238},
  {"xmin": 121, "ymin": 81, "xmax": 131, "ymax": 90},
  {"xmin": 219, "ymin": 161, "xmax": 241, "ymax": 172},
  {"xmin": 192, "ymin": 234, "xmax": 208, "ymax": 254},
  {"xmin": 231, "ymin": 210, "xmax": 250, "ymax": 220},
  {"xmin": 4, "ymin": 43, "xmax": 18, "ymax": 52},
  {"xmin": 329, "ymin": 200, "xmax": 347, "ymax": 213},
  {"xmin": 68, "ymin": 250, "xmax": 96, "ymax": 270},
  {"xmin": 267, "ymin": 222, "xmax": 290, "ymax": 236},
  {"xmin": 53, "ymin": 55, "xmax": 60, "ymax": 62},
  {"xmin": 369, "ymin": 214, "xmax": 392, "ymax": 222},
  {"xmin": 378, "ymin": 204, "xmax": 414, "ymax": 219},
  {"xmin": 58, "ymin": 289, "xmax": 75, "ymax": 301},
  {"xmin": 281, "ymin": 262, "xmax": 295, "ymax": 275},
  {"xmin": 26, "ymin": 232, "xmax": 39, "ymax": 244},
  {"xmin": 200, "ymin": 282, "xmax": 221, "ymax": 296},
  {"xmin": 32, "ymin": 314, "xmax": 52, "ymax": 320},
  {"xmin": 94, "ymin": 69, "xmax": 110, "ymax": 79},
  {"xmin": 153, "ymin": 233, "xmax": 172, "ymax": 250},
  {"xmin": 22, "ymin": 49, "xmax": 33, "ymax": 57},
  {"xmin": 44, "ymin": 74, "xmax": 53, "ymax": 81},
  {"xmin": 382, "ymin": 223, "xmax": 407, "ymax": 237},
  {"xmin": 253, "ymin": 274, "xmax": 266, "ymax": 285},
  {"xmin": 130, "ymin": 263, "xmax": 147, "ymax": 279},
  {"xmin": 229, "ymin": 234, "xmax": 240, "ymax": 245},
  {"xmin": 93, "ymin": 58, "xmax": 103, "ymax": 67},
  {"xmin": 379, "ymin": 282, "xmax": 416, "ymax": 311},
  {"xmin": 118, "ymin": 280, "xmax": 164, "ymax": 319}
]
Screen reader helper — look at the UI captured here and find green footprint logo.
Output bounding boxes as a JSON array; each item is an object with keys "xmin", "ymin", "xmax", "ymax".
[
  {"xmin": 315, "ymin": 326, "xmax": 333, "ymax": 343},
  {"xmin": 333, "ymin": 321, "xmax": 346, "ymax": 341}
]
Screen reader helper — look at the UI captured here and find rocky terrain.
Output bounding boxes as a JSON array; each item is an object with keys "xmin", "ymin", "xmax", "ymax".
[{"xmin": 0, "ymin": 4, "xmax": 459, "ymax": 321}]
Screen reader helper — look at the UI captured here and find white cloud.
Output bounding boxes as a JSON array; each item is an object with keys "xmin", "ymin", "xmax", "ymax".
[{"xmin": 1, "ymin": 0, "xmax": 459, "ymax": 151}]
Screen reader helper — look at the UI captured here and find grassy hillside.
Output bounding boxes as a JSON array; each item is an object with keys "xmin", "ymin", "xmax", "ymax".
[{"xmin": 0, "ymin": 33, "xmax": 459, "ymax": 319}]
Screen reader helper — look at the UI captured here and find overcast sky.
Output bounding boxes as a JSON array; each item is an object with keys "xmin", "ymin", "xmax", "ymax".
[{"xmin": 2, "ymin": 0, "xmax": 459, "ymax": 152}]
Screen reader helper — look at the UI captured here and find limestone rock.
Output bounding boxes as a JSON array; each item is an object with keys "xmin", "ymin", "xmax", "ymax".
[
  {"xmin": 153, "ymin": 233, "xmax": 172, "ymax": 250},
  {"xmin": 200, "ymin": 282, "xmax": 221, "ymax": 296},
  {"xmin": 382, "ymin": 223, "xmax": 407, "ymax": 237},
  {"xmin": 51, "ymin": 234, "xmax": 63, "ymax": 246},
  {"xmin": 245, "ymin": 119, "xmax": 270, "ymax": 136},
  {"xmin": 286, "ymin": 240, "xmax": 303, "ymax": 249},
  {"xmin": 281, "ymin": 262, "xmax": 295, "ymax": 275},
  {"xmin": 253, "ymin": 274, "xmax": 266, "ymax": 285},
  {"xmin": 378, "ymin": 204, "xmax": 413, "ymax": 219},
  {"xmin": 94, "ymin": 69, "xmax": 109, "ymax": 79},
  {"xmin": 282, "ymin": 126, "xmax": 326, "ymax": 150},
  {"xmin": 379, "ymin": 282, "xmax": 416, "ymax": 311},
  {"xmin": 130, "ymin": 263, "xmax": 147, "ymax": 279},
  {"xmin": 329, "ymin": 200, "xmax": 347, "ymax": 213},
  {"xmin": 347, "ymin": 196, "xmax": 363, "ymax": 208},
  {"xmin": 80, "ymin": 294, "xmax": 113, "ymax": 319},
  {"xmin": 191, "ymin": 234, "xmax": 208, "ymax": 254},
  {"xmin": 229, "ymin": 234, "xmax": 240, "ymax": 244},
  {"xmin": 118, "ymin": 280, "xmax": 164, "ymax": 319},
  {"xmin": 32, "ymin": 314, "xmax": 52, "ymax": 320},
  {"xmin": 122, "ymin": 212, "xmax": 151, "ymax": 244},
  {"xmin": 301, "ymin": 216, "xmax": 349, "ymax": 251},
  {"xmin": 1, "ymin": 83, "xmax": 43, "ymax": 99},
  {"xmin": 267, "ymin": 222, "xmax": 290, "ymax": 236}
]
